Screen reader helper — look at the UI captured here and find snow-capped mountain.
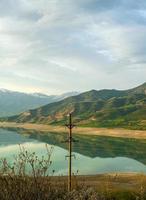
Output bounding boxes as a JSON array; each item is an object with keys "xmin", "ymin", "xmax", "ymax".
[{"xmin": 0, "ymin": 89, "xmax": 79, "ymax": 117}]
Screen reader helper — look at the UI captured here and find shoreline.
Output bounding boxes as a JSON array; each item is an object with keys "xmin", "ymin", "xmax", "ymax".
[{"xmin": 0, "ymin": 122, "xmax": 146, "ymax": 139}]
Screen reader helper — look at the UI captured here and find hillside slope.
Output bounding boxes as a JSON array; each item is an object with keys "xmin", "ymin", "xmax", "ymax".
[{"xmin": 3, "ymin": 83, "xmax": 146, "ymax": 130}]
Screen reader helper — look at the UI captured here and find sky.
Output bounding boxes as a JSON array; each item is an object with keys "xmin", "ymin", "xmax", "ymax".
[{"xmin": 0, "ymin": 0, "xmax": 146, "ymax": 94}]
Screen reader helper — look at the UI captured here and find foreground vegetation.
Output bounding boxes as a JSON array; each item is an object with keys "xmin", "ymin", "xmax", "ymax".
[
  {"xmin": 1, "ymin": 175, "xmax": 146, "ymax": 200},
  {"xmin": 0, "ymin": 145, "xmax": 146, "ymax": 200},
  {"xmin": 1, "ymin": 174, "xmax": 146, "ymax": 200}
]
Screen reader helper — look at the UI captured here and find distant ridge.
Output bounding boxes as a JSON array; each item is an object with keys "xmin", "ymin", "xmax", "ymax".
[
  {"xmin": 2, "ymin": 82, "xmax": 146, "ymax": 130},
  {"xmin": 0, "ymin": 90, "xmax": 79, "ymax": 117},
  {"xmin": 127, "ymin": 82, "xmax": 146, "ymax": 94}
]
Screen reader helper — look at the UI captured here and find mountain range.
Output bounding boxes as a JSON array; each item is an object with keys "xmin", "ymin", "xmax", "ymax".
[
  {"xmin": 0, "ymin": 89, "xmax": 79, "ymax": 117},
  {"xmin": 2, "ymin": 83, "xmax": 146, "ymax": 130}
]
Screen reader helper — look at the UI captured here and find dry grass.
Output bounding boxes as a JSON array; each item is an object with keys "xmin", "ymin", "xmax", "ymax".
[
  {"xmin": 1, "ymin": 122, "xmax": 146, "ymax": 139},
  {"xmin": 1, "ymin": 173, "xmax": 146, "ymax": 200}
]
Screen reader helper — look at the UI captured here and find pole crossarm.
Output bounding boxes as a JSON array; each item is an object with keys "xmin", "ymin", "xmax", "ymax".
[
  {"xmin": 62, "ymin": 138, "xmax": 78, "ymax": 143},
  {"xmin": 65, "ymin": 154, "xmax": 76, "ymax": 159},
  {"xmin": 65, "ymin": 124, "xmax": 76, "ymax": 129}
]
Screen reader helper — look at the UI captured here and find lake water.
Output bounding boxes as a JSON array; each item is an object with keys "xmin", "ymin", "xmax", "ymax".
[{"xmin": 0, "ymin": 128, "xmax": 146, "ymax": 175}]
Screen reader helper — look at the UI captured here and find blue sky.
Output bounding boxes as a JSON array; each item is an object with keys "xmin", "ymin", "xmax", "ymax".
[{"xmin": 0, "ymin": 0, "xmax": 146, "ymax": 94}]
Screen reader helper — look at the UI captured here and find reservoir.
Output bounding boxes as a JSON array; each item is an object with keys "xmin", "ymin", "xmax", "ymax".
[{"xmin": 0, "ymin": 128, "xmax": 146, "ymax": 175}]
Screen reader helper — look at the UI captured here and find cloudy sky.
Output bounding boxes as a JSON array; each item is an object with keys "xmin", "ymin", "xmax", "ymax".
[{"xmin": 0, "ymin": 0, "xmax": 146, "ymax": 94}]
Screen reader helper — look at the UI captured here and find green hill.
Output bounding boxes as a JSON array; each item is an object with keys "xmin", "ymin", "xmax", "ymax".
[{"xmin": 3, "ymin": 82, "xmax": 146, "ymax": 130}]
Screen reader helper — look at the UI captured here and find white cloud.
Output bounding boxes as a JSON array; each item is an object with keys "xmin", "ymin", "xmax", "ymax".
[{"xmin": 0, "ymin": 0, "xmax": 146, "ymax": 94}]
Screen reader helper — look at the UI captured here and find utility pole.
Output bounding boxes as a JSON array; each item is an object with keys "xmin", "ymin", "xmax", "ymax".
[{"xmin": 65, "ymin": 113, "xmax": 75, "ymax": 192}]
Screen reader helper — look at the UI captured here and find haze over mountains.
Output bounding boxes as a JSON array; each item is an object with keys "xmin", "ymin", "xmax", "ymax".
[
  {"xmin": 0, "ymin": 89, "xmax": 79, "ymax": 117},
  {"xmin": 3, "ymin": 82, "xmax": 146, "ymax": 130}
]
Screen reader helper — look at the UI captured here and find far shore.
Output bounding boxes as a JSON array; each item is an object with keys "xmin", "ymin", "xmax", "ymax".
[{"xmin": 0, "ymin": 122, "xmax": 146, "ymax": 139}]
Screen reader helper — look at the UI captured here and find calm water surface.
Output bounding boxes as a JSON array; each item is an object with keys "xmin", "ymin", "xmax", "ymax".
[{"xmin": 0, "ymin": 128, "xmax": 146, "ymax": 175}]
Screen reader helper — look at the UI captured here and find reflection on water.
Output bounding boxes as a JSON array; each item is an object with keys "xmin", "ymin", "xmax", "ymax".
[{"xmin": 0, "ymin": 128, "xmax": 146, "ymax": 175}]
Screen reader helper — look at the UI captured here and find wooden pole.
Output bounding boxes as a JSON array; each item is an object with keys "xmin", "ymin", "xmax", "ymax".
[
  {"xmin": 68, "ymin": 113, "xmax": 72, "ymax": 192},
  {"xmin": 65, "ymin": 113, "xmax": 76, "ymax": 192}
]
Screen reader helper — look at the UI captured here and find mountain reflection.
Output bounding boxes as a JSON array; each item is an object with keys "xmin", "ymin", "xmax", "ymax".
[{"xmin": 4, "ymin": 127, "xmax": 146, "ymax": 165}]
